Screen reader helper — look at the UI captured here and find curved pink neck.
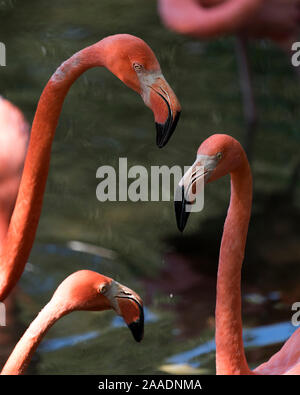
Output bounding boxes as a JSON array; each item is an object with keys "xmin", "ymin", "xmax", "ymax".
[
  {"xmin": 0, "ymin": 43, "xmax": 105, "ymax": 300},
  {"xmin": 159, "ymin": 0, "xmax": 263, "ymax": 38},
  {"xmin": 215, "ymin": 157, "xmax": 253, "ymax": 374},
  {"xmin": 1, "ymin": 301, "xmax": 66, "ymax": 374}
]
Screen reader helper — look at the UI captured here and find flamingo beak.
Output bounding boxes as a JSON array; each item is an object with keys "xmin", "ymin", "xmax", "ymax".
[
  {"xmin": 147, "ymin": 76, "xmax": 181, "ymax": 148},
  {"xmin": 110, "ymin": 281, "xmax": 144, "ymax": 342},
  {"xmin": 126, "ymin": 301, "xmax": 144, "ymax": 343},
  {"xmin": 174, "ymin": 185, "xmax": 191, "ymax": 233},
  {"xmin": 174, "ymin": 163, "xmax": 198, "ymax": 232},
  {"xmin": 175, "ymin": 154, "xmax": 218, "ymax": 232}
]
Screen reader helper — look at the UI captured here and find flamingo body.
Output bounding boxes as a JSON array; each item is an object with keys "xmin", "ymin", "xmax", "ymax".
[
  {"xmin": 158, "ymin": 0, "xmax": 300, "ymax": 46},
  {"xmin": 158, "ymin": 0, "xmax": 300, "ymax": 159}
]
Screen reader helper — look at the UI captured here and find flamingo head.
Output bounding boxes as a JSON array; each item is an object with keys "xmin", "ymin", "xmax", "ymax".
[
  {"xmin": 100, "ymin": 34, "xmax": 181, "ymax": 148},
  {"xmin": 51, "ymin": 270, "xmax": 144, "ymax": 342},
  {"xmin": 175, "ymin": 134, "xmax": 247, "ymax": 231}
]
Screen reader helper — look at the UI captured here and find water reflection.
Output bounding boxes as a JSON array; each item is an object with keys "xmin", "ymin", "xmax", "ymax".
[
  {"xmin": 166, "ymin": 321, "xmax": 297, "ymax": 368},
  {"xmin": 38, "ymin": 330, "xmax": 100, "ymax": 353}
]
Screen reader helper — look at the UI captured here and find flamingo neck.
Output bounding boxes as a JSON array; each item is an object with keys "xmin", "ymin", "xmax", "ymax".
[
  {"xmin": 0, "ymin": 212, "xmax": 9, "ymax": 253},
  {"xmin": 0, "ymin": 43, "xmax": 105, "ymax": 300},
  {"xmin": 1, "ymin": 301, "xmax": 67, "ymax": 375},
  {"xmin": 215, "ymin": 158, "xmax": 253, "ymax": 375},
  {"xmin": 0, "ymin": 176, "xmax": 21, "ymax": 254}
]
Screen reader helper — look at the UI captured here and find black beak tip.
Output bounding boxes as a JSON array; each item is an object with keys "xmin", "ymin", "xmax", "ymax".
[
  {"xmin": 174, "ymin": 186, "xmax": 190, "ymax": 232},
  {"xmin": 128, "ymin": 306, "xmax": 144, "ymax": 343},
  {"xmin": 155, "ymin": 111, "xmax": 181, "ymax": 148}
]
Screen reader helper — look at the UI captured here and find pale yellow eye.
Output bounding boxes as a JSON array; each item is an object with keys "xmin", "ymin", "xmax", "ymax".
[
  {"xmin": 133, "ymin": 63, "xmax": 143, "ymax": 72},
  {"xmin": 216, "ymin": 152, "xmax": 223, "ymax": 160}
]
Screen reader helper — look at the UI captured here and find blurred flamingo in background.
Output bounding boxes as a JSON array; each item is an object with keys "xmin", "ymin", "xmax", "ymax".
[
  {"xmin": 1, "ymin": 270, "xmax": 144, "ymax": 375},
  {"xmin": 0, "ymin": 97, "xmax": 29, "ymax": 368},
  {"xmin": 0, "ymin": 34, "xmax": 181, "ymax": 301},
  {"xmin": 175, "ymin": 133, "xmax": 300, "ymax": 374},
  {"xmin": 0, "ymin": 97, "xmax": 28, "ymax": 251},
  {"xmin": 158, "ymin": 0, "xmax": 300, "ymax": 159}
]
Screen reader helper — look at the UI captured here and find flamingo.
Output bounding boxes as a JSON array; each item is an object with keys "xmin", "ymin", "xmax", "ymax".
[
  {"xmin": 157, "ymin": 0, "xmax": 300, "ymax": 159},
  {"xmin": 0, "ymin": 34, "xmax": 181, "ymax": 301},
  {"xmin": 0, "ymin": 97, "xmax": 28, "ymax": 251},
  {"xmin": 174, "ymin": 134, "xmax": 300, "ymax": 374},
  {"xmin": 0, "ymin": 98, "xmax": 29, "ymax": 367},
  {"xmin": 0, "ymin": 270, "xmax": 144, "ymax": 375}
]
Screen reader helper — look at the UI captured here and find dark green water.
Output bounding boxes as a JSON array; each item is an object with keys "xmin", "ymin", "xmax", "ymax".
[{"xmin": 0, "ymin": 0, "xmax": 300, "ymax": 375}]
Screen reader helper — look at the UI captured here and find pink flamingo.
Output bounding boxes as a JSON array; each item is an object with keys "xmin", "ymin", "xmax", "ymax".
[
  {"xmin": 158, "ymin": 0, "xmax": 300, "ymax": 43},
  {"xmin": 157, "ymin": 0, "xmax": 300, "ymax": 159},
  {"xmin": 1, "ymin": 270, "xmax": 144, "ymax": 375},
  {"xmin": 0, "ymin": 34, "xmax": 181, "ymax": 301},
  {"xmin": 0, "ymin": 98, "xmax": 28, "ymax": 368},
  {"xmin": 0, "ymin": 97, "xmax": 28, "ymax": 251},
  {"xmin": 175, "ymin": 133, "xmax": 300, "ymax": 374}
]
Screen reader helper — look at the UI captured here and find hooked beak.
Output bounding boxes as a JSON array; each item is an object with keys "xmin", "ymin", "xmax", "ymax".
[
  {"xmin": 148, "ymin": 76, "xmax": 181, "ymax": 148},
  {"xmin": 174, "ymin": 185, "xmax": 191, "ymax": 233},
  {"xmin": 174, "ymin": 154, "xmax": 219, "ymax": 232},
  {"xmin": 109, "ymin": 281, "xmax": 144, "ymax": 342},
  {"xmin": 126, "ymin": 300, "xmax": 144, "ymax": 343}
]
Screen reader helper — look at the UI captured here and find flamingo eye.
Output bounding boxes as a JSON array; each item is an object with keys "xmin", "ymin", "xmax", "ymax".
[
  {"xmin": 133, "ymin": 63, "xmax": 143, "ymax": 72},
  {"xmin": 99, "ymin": 284, "xmax": 108, "ymax": 294},
  {"xmin": 216, "ymin": 152, "xmax": 223, "ymax": 160}
]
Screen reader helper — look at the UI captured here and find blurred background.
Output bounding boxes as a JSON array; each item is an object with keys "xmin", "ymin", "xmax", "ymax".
[{"xmin": 0, "ymin": 0, "xmax": 300, "ymax": 374}]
